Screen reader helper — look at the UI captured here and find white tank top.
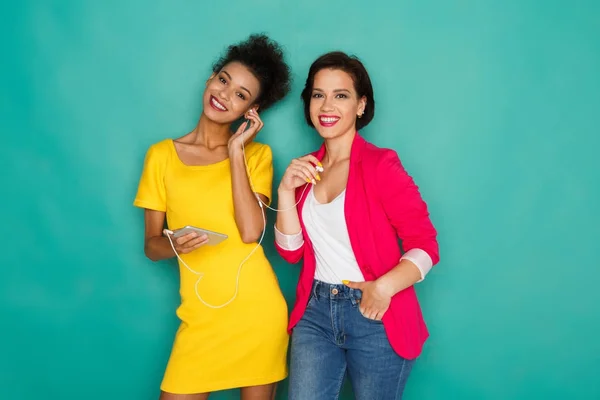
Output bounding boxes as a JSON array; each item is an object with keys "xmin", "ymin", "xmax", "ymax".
[{"xmin": 302, "ymin": 186, "xmax": 365, "ymax": 284}]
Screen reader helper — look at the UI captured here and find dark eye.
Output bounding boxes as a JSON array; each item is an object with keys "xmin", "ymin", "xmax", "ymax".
[
  {"xmin": 336, "ymin": 93, "xmax": 348, "ymax": 99},
  {"xmin": 219, "ymin": 77, "xmax": 226, "ymax": 84},
  {"xmin": 312, "ymin": 93, "xmax": 323, "ymax": 98},
  {"xmin": 236, "ymin": 93, "xmax": 246, "ymax": 100}
]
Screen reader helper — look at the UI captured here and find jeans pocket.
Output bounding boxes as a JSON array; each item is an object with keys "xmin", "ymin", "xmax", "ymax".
[{"xmin": 354, "ymin": 302, "xmax": 384, "ymax": 324}]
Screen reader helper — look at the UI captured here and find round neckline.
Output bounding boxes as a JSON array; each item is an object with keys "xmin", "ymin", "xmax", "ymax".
[{"xmin": 169, "ymin": 139, "xmax": 230, "ymax": 169}]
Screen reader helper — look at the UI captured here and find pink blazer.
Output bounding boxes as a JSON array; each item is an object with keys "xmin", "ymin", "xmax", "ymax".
[{"xmin": 274, "ymin": 133, "xmax": 440, "ymax": 359}]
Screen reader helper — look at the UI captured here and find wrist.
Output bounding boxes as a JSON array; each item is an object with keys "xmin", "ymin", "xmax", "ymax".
[
  {"xmin": 375, "ymin": 275, "xmax": 398, "ymax": 298},
  {"xmin": 228, "ymin": 146, "xmax": 244, "ymax": 159},
  {"xmin": 277, "ymin": 186, "xmax": 295, "ymax": 196}
]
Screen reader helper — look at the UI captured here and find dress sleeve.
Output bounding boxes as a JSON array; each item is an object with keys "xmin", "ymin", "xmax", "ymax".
[
  {"xmin": 133, "ymin": 143, "xmax": 168, "ymax": 212},
  {"xmin": 247, "ymin": 144, "xmax": 274, "ymax": 206}
]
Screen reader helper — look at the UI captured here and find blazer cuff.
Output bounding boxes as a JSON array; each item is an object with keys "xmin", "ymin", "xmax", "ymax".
[
  {"xmin": 274, "ymin": 224, "xmax": 304, "ymax": 251},
  {"xmin": 401, "ymin": 248, "xmax": 433, "ymax": 282}
]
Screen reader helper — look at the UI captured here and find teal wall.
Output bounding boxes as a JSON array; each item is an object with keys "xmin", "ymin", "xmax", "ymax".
[{"xmin": 2, "ymin": 1, "xmax": 599, "ymax": 399}]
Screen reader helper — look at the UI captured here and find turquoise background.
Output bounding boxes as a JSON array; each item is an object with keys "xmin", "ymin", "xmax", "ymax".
[{"xmin": 2, "ymin": 1, "xmax": 599, "ymax": 399}]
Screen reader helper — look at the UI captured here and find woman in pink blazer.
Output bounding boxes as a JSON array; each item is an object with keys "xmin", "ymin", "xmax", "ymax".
[{"xmin": 274, "ymin": 51, "xmax": 440, "ymax": 399}]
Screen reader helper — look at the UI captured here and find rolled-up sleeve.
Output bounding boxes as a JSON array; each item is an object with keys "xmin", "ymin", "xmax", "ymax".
[{"xmin": 274, "ymin": 225, "xmax": 304, "ymax": 251}]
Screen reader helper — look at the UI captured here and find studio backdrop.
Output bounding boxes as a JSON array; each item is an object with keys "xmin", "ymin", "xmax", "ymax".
[{"xmin": 2, "ymin": 1, "xmax": 599, "ymax": 399}]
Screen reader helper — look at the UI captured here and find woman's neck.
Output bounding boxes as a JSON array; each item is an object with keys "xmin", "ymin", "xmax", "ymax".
[
  {"xmin": 322, "ymin": 129, "xmax": 356, "ymax": 166},
  {"xmin": 187, "ymin": 113, "xmax": 231, "ymax": 148}
]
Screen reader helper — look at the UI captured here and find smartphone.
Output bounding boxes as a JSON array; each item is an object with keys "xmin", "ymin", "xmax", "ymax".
[{"xmin": 171, "ymin": 225, "xmax": 228, "ymax": 246}]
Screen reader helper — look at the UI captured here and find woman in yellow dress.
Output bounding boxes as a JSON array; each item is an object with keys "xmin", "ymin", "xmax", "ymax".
[{"xmin": 133, "ymin": 34, "xmax": 291, "ymax": 399}]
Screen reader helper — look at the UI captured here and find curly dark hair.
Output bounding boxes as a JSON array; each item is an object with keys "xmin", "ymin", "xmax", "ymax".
[{"xmin": 212, "ymin": 34, "xmax": 291, "ymax": 111}]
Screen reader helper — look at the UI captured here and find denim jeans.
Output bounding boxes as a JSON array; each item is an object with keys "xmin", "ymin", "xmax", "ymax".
[{"xmin": 289, "ymin": 280, "xmax": 415, "ymax": 400}]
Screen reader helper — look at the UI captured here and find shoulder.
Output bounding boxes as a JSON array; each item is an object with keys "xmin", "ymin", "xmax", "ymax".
[
  {"xmin": 141, "ymin": 139, "xmax": 173, "ymax": 169},
  {"xmin": 245, "ymin": 141, "xmax": 273, "ymax": 160},
  {"xmin": 361, "ymin": 140, "xmax": 404, "ymax": 171},
  {"xmin": 145, "ymin": 139, "xmax": 173, "ymax": 157}
]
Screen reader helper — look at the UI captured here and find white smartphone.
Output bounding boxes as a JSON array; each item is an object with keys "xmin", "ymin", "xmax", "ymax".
[{"xmin": 171, "ymin": 225, "xmax": 228, "ymax": 246}]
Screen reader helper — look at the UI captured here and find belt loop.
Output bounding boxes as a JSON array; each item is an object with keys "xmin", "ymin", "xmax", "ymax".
[
  {"xmin": 312, "ymin": 280, "xmax": 319, "ymax": 299},
  {"xmin": 350, "ymin": 288, "xmax": 361, "ymax": 306}
]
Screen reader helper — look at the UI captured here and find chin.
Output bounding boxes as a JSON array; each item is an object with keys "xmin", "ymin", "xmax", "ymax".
[
  {"xmin": 315, "ymin": 126, "xmax": 353, "ymax": 140},
  {"xmin": 203, "ymin": 105, "xmax": 237, "ymax": 124}
]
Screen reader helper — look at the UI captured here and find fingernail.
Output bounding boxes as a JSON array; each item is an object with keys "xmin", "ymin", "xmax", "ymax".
[
  {"xmin": 317, "ymin": 161, "xmax": 323, "ymax": 167},
  {"xmin": 342, "ymin": 280, "xmax": 349, "ymax": 285},
  {"xmin": 316, "ymin": 175, "xmax": 321, "ymax": 181},
  {"xmin": 311, "ymin": 179, "xmax": 316, "ymax": 185},
  {"xmin": 305, "ymin": 178, "xmax": 311, "ymax": 183}
]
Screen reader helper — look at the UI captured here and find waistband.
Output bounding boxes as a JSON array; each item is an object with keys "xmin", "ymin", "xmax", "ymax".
[{"xmin": 311, "ymin": 279, "xmax": 363, "ymax": 302}]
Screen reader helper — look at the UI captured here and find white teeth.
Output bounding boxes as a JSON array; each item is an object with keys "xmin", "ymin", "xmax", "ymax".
[
  {"xmin": 320, "ymin": 117, "xmax": 339, "ymax": 122},
  {"xmin": 211, "ymin": 97, "xmax": 227, "ymax": 110}
]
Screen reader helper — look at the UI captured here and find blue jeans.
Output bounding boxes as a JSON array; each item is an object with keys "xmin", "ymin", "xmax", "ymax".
[{"xmin": 289, "ymin": 280, "xmax": 415, "ymax": 400}]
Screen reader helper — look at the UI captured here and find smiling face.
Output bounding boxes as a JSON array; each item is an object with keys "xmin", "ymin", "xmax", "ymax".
[
  {"xmin": 202, "ymin": 61, "xmax": 261, "ymax": 124},
  {"xmin": 309, "ymin": 68, "xmax": 366, "ymax": 140}
]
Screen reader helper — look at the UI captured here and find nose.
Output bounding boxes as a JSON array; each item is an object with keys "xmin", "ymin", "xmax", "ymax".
[
  {"xmin": 218, "ymin": 87, "xmax": 231, "ymax": 101},
  {"xmin": 320, "ymin": 96, "xmax": 334, "ymax": 112}
]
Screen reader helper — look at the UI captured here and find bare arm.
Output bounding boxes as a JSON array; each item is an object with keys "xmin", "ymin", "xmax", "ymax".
[
  {"xmin": 227, "ymin": 110, "xmax": 272, "ymax": 244},
  {"xmin": 274, "ymin": 188, "xmax": 301, "ymax": 235},
  {"xmin": 374, "ymin": 259, "xmax": 423, "ymax": 297},
  {"xmin": 229, "ymin": 148, "xmax": 269, "ymax": 243}
]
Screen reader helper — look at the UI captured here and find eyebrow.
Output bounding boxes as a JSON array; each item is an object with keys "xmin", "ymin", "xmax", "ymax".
[
  {"xmin": 221, "ymin": 70, "xmax": 253, "ymax": 97},
  {"xmin": 313, "ymin": 88, "xmax": 352, "ymax": 94}
]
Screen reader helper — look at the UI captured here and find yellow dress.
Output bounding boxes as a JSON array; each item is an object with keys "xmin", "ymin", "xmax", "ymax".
[{"xmin": 133, "ymin": 139, "xmax": 289, "ymax": 394}]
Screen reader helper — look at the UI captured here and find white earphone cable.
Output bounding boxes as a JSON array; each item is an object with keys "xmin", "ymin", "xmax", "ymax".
[{"xmin": 165, "ymin": 119, "xmax": 315, "ymax": 308}]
